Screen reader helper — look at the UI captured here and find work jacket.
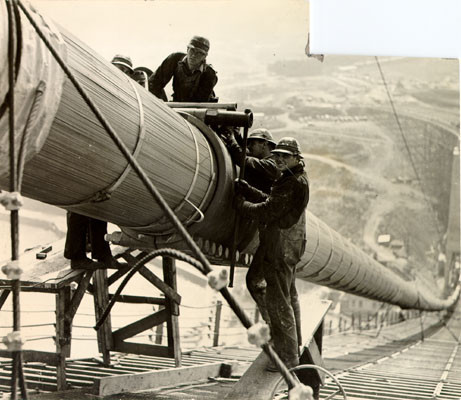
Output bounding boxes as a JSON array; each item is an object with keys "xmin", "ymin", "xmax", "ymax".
[
  {"xmin": 224, "ymin": 134, "xmax": 280, "ymax": 194},
  {"xmin": 149, "ymin": 52, "xmax": 217, "ymax": 102},
  {"xmin": 238, "ymin": 163, "xmax": 309, "ymax": 264}
]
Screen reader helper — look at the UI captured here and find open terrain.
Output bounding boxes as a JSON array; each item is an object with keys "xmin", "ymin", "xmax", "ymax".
[
  {"xmin": 217, "ymin": 55, "xmax": 459, "ymax": 317},
  {"xmin": 1, "ymin": 55, "xmax": 458, "ymax": 351}
]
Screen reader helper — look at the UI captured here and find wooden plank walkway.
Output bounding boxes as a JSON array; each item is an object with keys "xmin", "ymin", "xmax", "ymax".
[
  {"xmin": 320, "ymin": 312, "xmax": 461, "ymax": 399},
  {"xmin": 1, "ymin": 305, "xmax": 458, "ymax": 399}
]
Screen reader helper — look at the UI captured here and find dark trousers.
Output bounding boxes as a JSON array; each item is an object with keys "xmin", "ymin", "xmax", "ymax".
[
  {"xmin": 64, "ymin": 212, "xmax": 111, "ymax": 261},
  {"xmin": 246, "ymin": 227, "xmax": 300, "ymax": 363}
]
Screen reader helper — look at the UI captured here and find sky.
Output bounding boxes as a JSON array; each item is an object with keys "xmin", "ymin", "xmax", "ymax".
[{"xmin": 33, "ymin": 0, "xmax": 310, "ymax": 80}]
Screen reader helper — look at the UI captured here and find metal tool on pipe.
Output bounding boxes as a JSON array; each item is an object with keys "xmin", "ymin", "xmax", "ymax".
[{"xmin": 229, "ymin": 109, "xmax": 252, "ymax": 287}]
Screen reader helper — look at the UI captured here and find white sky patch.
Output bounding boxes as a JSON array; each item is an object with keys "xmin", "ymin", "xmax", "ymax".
[{"xmin": 309, "ymin": 0, "xmax": 461, "ymax": 58}]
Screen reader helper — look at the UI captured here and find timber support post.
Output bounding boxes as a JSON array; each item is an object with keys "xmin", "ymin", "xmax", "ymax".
[
  {"xmin": 93, "ymin": 269, "xmax": 113, "ymax": 366},
  {"xmin": 90, "ymin": 250, "xmax": 182, "ymax": 365},
  {"xmin": 162, "ymin": 256, "xmax": 182, "ymax": 367},
  {"xmin": 55, "ymin": 286, "xmax": 72, "ymax": 390},
  {"xmin": 213, "ymin": 300, "xmax": 223, "ymax": 347},
  {"xmin": 0, "ymin": 242, "xmax": 96, "ymax": 392}
]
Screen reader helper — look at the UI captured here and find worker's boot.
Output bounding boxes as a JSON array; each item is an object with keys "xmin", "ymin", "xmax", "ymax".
[
  {"xmin": 98, "ymin": 255, "xmax": 124, "ymax": 269},
  {"xmin": 70, "ymin": 257, "xmax": 104, "ymax": 270},
  {"xmin": 266, "ymin": 355, "xmax": 299, "ymax": 372}
]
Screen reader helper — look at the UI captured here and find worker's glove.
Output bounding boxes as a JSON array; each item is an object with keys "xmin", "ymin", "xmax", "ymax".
[
  {"xmin": 217, "ymin": 126, "xmax": 236, "ymax": 146},
  {"xmin": 234, "ymin": 179, "xmax": 252, "ymax": 196},
  {"xmin": 232, "ymin": 127, "xmax": 243, "ymax": 144},
  {"xmin": 218, "ymin": 126, "xmax": 234, "ymax": 139},
  {"xmin": 233, "ymin": 193, "xmax": 246, "ymax": 211}
]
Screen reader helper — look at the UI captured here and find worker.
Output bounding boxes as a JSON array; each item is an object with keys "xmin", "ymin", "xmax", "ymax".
[
  {"xmin": 65, "ymin": 55, "xmax": 135, "ymax": 270},
  {"xmin": 133, "ymin": 66, "xmax": 154, "ymax": 89},
  {"xmin": 148, "ymin": 35, "xmax": 218, "ymax": 102},
  {"xmin": 221, "ymin": 128, "xmax": 304, "ymax": 348},
  {"xmin": 111, "ymin": 54, "xmax": 134, "ymax": 77},
  {"xmin": 220, "ymin": 127, "xmax": 280, "ymax": 193},
  {"xmin": 64, "ymin": 213, "xmax": 114, "ymax": 269},
  {"xmin": 234, "ymin": 137, "xmax": 309, "ymax": 371}
]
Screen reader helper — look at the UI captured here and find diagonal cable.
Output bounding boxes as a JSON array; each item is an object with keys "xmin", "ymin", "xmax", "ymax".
[{"xmin": 375, "ymin": 56, "xmax": 442, "ymax": 237}]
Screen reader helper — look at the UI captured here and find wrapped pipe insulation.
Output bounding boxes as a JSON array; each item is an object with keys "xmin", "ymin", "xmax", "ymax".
[{"xmin": 0, "ymin": 2, "xmax": 458, "ymax": 312}]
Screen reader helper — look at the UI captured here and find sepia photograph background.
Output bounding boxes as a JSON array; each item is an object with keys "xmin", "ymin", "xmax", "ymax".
[{"xmin": 1, "ymin": 0, "xmax": 459, "ymax": 358}]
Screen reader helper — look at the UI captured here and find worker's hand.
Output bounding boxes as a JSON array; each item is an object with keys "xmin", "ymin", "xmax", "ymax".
[
  {"xmin": 234, "ymin": 179, "xmax": 251, "ymax": 195},
  {"xmin": 233, "ymin": 193, "xmax": 245, "ymax": 211},
  {"xmin": 217, "ymin": 126, "xmax": 234, "ymax": 141}
]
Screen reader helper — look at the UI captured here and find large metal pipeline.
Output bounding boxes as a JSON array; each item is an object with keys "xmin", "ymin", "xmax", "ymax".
[
  {"xmin": 0, "ymin": 1, "xmax": 246, "ymax": 248},
  {"xmin": 0, "ymin": 2, "xmax": 458, "ymax": 312}
]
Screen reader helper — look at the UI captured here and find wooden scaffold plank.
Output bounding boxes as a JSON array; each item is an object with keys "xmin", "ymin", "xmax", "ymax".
[{"xmin": 93, "ymin": 362, "xmax": 235, "ymax": 397}]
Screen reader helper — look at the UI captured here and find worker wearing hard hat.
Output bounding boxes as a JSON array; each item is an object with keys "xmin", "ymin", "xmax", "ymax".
[
  {"xmin": 133, "ymin": 66, "xmax": 154, "ymax": 89},
  {"xmin": 221, "ymin": 127, "xmax": 280, "ymax": 194},
  {"xmin": 111, "ymin": 54, "xmax": 134, "ymax": 76},
  {"xmin": 222, "ymin": 129, "xmax": 304, "ymax": 354},
  {"xmin": 149, "ymin": 35, "xmax": 218, "ymax": 102},
  {"xmin": 234, "ymin": 137, "xmax": 309, "ymax": 372}
]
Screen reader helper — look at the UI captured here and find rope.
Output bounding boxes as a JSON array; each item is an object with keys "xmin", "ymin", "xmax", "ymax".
[
  {"xmin": 273, "ymin": 364, "xmax": 348, "ymax": 400},
  {"xmin": 172, "ymin": 119, "xmax": 201, "ymax": 216},
  {"xmin": 21, "ymin": 336, "xmax": 54, "ymax": 342},
  {"xmin": 16, "ymin": 81, "xmax": 46, "ymax": 191},
  {"xmin": 94, "ymin": 248, "xmax": 205, "ymax": 330},
  {"xmin": 181, "ymin": 304, "xmax": 216, "ymax": 309},
  {"xmin": 0, "ymin": 0, "xmax": 22, "ymax": 121},
  {"xmin": 179, "ymin": 111, "xmax": 217, "ymax": 225},
  {"xmin": 0, "ymin": 309, "xmax": 54, "ymax": 314},
  {"xmin": 103, "ymin": 77, "xmax": 147, "ymax": 196},
  {"xmin": 7, "ymin": 0, "xmax": 18, "ymax": 254},
  {"xmin": 122, "ymin": 117, "xmax": 207, "ymax": 232},
  {"xmin": 54, "ymin": 77, "xmax": 147, "ymax": 207},
  {"xmin": 0, "ymin": 323, "xmax": 54, "ymax": 329},
  {"xmin": 5, "ymin": 1, "xmax": 28, "ymax": 398}
]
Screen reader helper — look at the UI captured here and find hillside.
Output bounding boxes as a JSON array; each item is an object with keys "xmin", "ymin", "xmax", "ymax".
[{"xmin": 219, "ymin": 55, "xmax": 459, "ymax": 297}]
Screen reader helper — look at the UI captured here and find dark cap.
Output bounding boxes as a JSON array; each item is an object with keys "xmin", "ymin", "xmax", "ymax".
[
  {"xmin": 188, "ymin": 36, "xmax": 210, "ymax": 54},
  {"xmin": 248, "ymin": 128, "xmax": 276, "ymax": 146},
  {"xmin": 111, "ymin": 54, "xmax": 133, "ymax": 72},
  {"xmin": 271, "ymin": 137, "xmax": 303, "ymax": 157},
  {"xmin": 134, "ymin": 66, "xmax": 154, "ymax": 78}
]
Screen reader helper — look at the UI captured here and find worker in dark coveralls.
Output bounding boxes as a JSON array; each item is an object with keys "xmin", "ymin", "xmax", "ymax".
[
  {"xmin": 221, "ymin": 128, "xmax": 280, "ymax": 193},
  {"xmin": 221, "ymin": 128, "xmax": 304, "ymax": 349},
  {"xmin": 149, "ymin": 36, "xmax": 218, "ymax": 102},
  {"xmin": 234, "ymin": 137, "xmax": 309, "ymax": 371},
  {"xmin": 64, "ymin": 55, "xmax": 134, "ymax": 270}
]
